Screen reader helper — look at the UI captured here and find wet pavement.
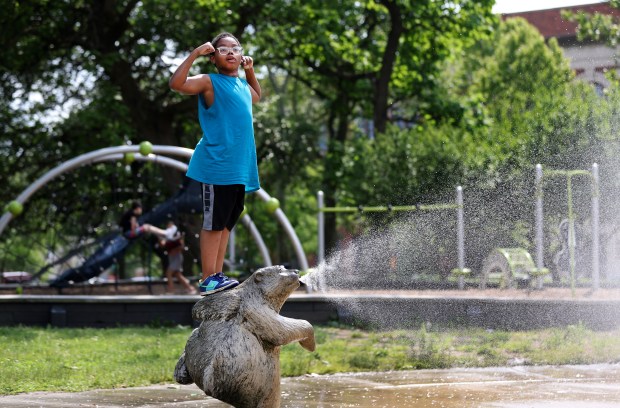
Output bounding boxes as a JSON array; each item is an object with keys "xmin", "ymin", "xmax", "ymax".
[{"xmin": 1, "ymin": 364, "xmax": 620, "ymax": 407}]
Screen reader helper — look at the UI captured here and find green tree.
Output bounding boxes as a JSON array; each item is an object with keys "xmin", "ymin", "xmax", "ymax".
[
  {"xmin": 335, "ymin": 16, "xmax": 613, "ymax": 276},
  {"xmin": 339, "ymin": 17, "xmax": 580, "ymax": 206},
  {"xmin": 252, "ymin": 0, "xmax": 495, "ymax": 249},
  {"xmin": 1, "ymin": 0, "xmax": 497, "ymax": 270},
  {"xmin": 563, "ymin": 0, "xmax": 620, "ymax": 46}
]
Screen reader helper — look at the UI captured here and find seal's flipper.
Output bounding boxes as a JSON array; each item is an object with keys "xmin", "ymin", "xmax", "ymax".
[{"xmin": 173, "ymin": 352, "xmax": 194, "ymax": 385}]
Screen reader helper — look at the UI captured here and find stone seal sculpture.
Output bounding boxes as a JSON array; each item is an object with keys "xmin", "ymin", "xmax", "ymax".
[{"xmin": 174, "ymin": 265, "xmax": 315, "ymax": 408}]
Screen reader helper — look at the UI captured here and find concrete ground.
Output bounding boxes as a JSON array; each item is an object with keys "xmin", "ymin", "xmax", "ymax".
[{"xmin": 1, "ymin": 364, "xmax": 619, "ymax": 407}]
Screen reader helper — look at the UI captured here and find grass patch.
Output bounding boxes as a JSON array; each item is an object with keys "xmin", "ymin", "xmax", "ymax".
[
  {"xmin": 1, "ymin": 324, "xmax": 620, "ymax": 395},
  {"xmin": 0, "ymin": 326, "xmax": 189, "ymax": 395}
]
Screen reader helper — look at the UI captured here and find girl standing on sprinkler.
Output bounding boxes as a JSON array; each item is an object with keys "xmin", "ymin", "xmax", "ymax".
[{"xmin": 169, "ymin": 32, "xmax": 261, "ymax": 296}]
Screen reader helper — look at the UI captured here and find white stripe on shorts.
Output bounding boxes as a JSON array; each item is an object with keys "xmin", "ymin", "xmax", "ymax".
[{"xmin": 202, "ymin": 183, "xmax": 215, "ymax": 230}]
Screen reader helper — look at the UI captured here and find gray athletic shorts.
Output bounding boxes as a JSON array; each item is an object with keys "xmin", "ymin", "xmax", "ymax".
[
  {"xmin": 201, "ymin": 183, "xmax": 245, "ymax": 231},
  {"xmin": 168, "ymin": 252, "xmax": 183, "ymax": 272}
]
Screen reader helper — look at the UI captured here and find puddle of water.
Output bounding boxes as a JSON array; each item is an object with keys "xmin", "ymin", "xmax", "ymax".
[
  {"xmin": 279, "ymin": 366, "xmax": 620, "ymax": 408},
  {"xmin": 1, "ymin": 364, "xmax": 619, "ymax": 407}
]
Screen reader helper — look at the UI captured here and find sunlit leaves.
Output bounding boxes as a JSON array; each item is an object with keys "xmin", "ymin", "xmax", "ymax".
[{"xmin": 563, "ymin": 7, "xmax": 620, "ymax": 47}]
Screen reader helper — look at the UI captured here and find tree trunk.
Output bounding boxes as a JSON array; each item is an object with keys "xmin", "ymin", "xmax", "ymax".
[
  {"xmin": 373, "ymin": 0, "xmax": 404, "ymax": 134},
  {"xmin": 322, "ymin": 93, "xmax": 351, "ymax": 255}
]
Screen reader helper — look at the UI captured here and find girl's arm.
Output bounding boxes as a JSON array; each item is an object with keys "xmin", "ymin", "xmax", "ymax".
[
  {"xmin": 169, "ymin": 42, "xmax": 214, "ymax": 96},
  {"xmin": 242, "ymin": 56, "xmax": 261, "ymax": 103}
]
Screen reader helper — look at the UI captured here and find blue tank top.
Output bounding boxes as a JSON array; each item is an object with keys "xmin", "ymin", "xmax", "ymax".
[{"xmin": 186, "ymin": 73, "xmax": 260, "ymax": 193}]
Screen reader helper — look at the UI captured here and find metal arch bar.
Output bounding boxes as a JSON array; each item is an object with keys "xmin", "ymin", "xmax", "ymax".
[
  {"xmin": 92, "ymin": 152, "xmax": 273, "ymax": 268},
  {"xmin": 153, "ymin": 145, "xmax": 307, "ymax": 270},
  {"xmin": 1, "ymin": 145, "xmax": 157, "ymax": 236},
  {"xmin": 1, "ymin": 145, "xmax": 305, "ymax": 269},
  {"xmin": 240, "ymin": 214, "xmax": 273, "ymax": 266},
  {"xmin": 93, "ymin": 153, "xmax": 189, "ymax": 173},
  {"xmin": 0, "ymin": 147, "xmax": 276, "ymax": 269},
  {"xmin": 254, "ymin": 189, "xmax": 309, "ymax": 271}
]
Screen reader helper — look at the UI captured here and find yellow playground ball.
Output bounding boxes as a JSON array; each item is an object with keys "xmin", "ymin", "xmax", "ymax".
[
  {"xmin": 265, "ymin": 197, "xmax": 280, "ymax": 214},
  {"xmin": 139, "ymin": 141, "xmax": 153, "ymax": 156},
  {"xmin": 123, "ymin": 153, "xmax": 136, "ymax": 164},
  {"xmin": 6, "ymin": 200, "xmax": 23, "ymax": 216}
]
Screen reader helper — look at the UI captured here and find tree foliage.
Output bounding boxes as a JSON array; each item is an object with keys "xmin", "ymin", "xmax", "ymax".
[
  {"xmin": 4, "ymin": 1, "xmax": 620, "ymax": 279},
  {"xmin": 1, "ymin": 0, "xmax": 498, "ymax": 270},
  {"xmin": 335, "ymin": 16, "xmax": 620, "ymax": 276},
  {"xmin": 563, "ymin": 0, "xmax": 620, "ymax": 46}
]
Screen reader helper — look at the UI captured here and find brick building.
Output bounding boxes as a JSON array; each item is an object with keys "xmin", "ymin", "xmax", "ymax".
[{"xmin": 504, "ymin": 2, "xmax": 620, "ymax": 92}]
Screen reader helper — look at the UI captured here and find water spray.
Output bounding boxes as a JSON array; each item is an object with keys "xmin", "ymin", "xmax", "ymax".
[{"xmin": 535, "ymin": 163, "xmax": 600, "ymax": 294}]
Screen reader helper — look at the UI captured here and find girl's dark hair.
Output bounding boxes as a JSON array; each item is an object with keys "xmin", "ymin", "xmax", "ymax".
[
  {"xmin": 131, "ymin": 201, "xmax": 142, "ymax": 210},
  {"xmin": 211, "ymin": 32, "xmax": 240, "ymax": 48}
]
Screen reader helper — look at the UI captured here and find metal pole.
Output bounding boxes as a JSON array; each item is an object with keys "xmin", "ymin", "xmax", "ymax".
[
  {"xmin": 535, "ymin": 164, "xmax": 544, "ymax": 271},
  {"xmin": 318, "ymin": 190, "xmax": 325, "ymax": 266},
  {"xmin": 456, "ymin": 186, "xmax": 465, "ymax": 290},
  {"xmin": 535, "ymin": 164, "xmax": 545, "ymax": 289},
  {"xmin": 567, "ymin": 175, "xmax": 576, "ymax": 296},
  {"xmin": 592, "ymin": 163, "xmax": 600, "ymax": 290},
  {"xmin": 229, "ymin": 227, "xmax": 236, "ymax": 271},
  {"xmin": 146, "ymin": 241, "xmax": 152, "ymax": 294}
]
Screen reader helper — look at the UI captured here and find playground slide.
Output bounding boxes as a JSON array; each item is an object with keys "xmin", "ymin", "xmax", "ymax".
[
  {"xmin": 49, "ymin": 180, "xmax": 203, "ymax": 287},
  {"xmin": 49, "ymin": 234, "xmax": 132, "ymax": 287}
]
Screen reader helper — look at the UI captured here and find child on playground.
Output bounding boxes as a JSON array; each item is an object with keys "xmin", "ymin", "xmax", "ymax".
[
  {"xmin": 169, "ymin": 32, "xmax": 261, "ymax": 296},
  {"xmin": 161, "ymin": 220, "xmax": 197, "ymax": 295},
  {"xmin": 119, "ymin": 201, "xmax": 168, "ymax": 239}
]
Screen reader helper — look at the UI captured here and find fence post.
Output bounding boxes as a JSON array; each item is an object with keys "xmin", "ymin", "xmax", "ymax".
[
  {"xmin": 592, "ymin": 163, "xmax": 600, "ymax": 290},
  {"xmin": 317, "ymin": 190, "xmax": 325, "ymax": 265}
]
